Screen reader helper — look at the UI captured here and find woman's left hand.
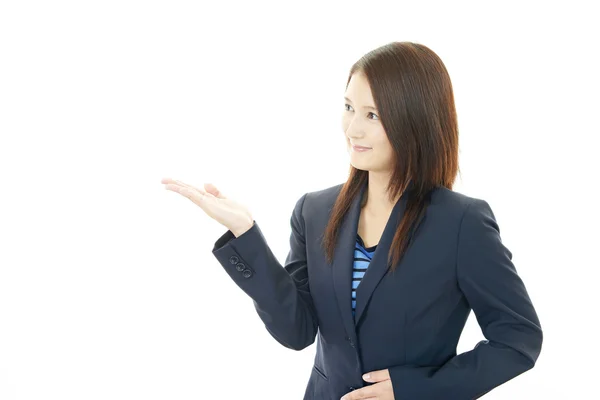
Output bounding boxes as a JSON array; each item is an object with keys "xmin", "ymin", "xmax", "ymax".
[{"xmin": 340, "ymin": 368, "xmax": 395, "ymax": 400}]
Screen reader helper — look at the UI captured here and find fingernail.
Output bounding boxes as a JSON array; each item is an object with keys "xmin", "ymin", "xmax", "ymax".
[{"xmin": 363, "ymin": 373, "xmax": 370, "ymax": 380}]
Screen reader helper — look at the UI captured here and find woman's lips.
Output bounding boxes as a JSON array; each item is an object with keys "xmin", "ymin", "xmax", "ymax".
[{"xmin": 352, "ymin": 145, "xmax": 372, "ymax": 152}]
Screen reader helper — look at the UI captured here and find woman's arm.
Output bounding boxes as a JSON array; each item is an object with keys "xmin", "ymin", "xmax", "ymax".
[
  {"xmin": 389, "ymin": 198, "xmax": 543, "ymax": 399},
  {"xmin": 211, "ymin": 192, "xmax": 319, "ymax": 351}
]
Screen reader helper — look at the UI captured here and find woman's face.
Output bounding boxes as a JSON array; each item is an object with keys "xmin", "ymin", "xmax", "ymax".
[{"xmin": 342, "ymin": 71, "xmax": 395, "ymax": 173}]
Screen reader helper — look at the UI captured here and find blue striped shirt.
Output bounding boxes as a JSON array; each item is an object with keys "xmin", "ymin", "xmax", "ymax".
[{"xmin": 352, "ymin": 233, "xmax": 377, "ymax": 319}]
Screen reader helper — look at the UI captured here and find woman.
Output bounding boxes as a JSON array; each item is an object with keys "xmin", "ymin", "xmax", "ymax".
[{"xmin": 161, "ymin": 41, "xmax": 543, "ymax": 400}]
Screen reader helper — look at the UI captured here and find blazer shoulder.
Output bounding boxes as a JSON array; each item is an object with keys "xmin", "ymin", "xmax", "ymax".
[
  {"xmin": 430, "ymin": 186, "xmax": 496, "ymax": 220},
  {"xmin": 303, "ymin": 182, "xmax": 344, "ymax": 206},
  {"xmin": 307, "ymin": 182, "xmax": 344, "ymax": 196},
  {"xmin": 290, "ymin": 182, "xmax": 344, "ymax": 226}
]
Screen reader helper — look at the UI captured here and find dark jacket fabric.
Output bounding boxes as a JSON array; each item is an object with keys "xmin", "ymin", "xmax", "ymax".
[{"xmin": 212, "ymin": 180, "xmax": 543, "ymax": 399}]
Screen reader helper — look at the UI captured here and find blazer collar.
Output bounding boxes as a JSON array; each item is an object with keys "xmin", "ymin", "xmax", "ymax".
[{"xmin": 331, "ymin": 178, "xmax": 412, "ymax": 344}]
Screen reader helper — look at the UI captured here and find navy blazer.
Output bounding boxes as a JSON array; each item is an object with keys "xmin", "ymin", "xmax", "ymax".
[{"xmin": 212, "ymin": 181, "xmax": 543, "ymax": 399}]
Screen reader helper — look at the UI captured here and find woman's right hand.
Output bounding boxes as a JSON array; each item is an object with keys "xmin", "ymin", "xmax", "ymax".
[{"xmin": 161, "ymin": 178, "xmax": 254, "ymax": 237}]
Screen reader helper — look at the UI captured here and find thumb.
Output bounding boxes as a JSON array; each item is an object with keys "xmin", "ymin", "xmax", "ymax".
[{"xmin": 204, "ymin": 183, "xmax": 226, "ymax": 199}]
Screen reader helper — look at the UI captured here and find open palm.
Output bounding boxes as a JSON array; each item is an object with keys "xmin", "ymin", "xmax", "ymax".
[{"xmin": 161, "ymin": 178, "xmax": 254, "ymax": 237}]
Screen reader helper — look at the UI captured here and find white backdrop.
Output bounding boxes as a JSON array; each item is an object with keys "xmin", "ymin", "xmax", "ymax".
[{"xmin": 1, "ymin": 1, "xmax": 598, "ymax": 398}]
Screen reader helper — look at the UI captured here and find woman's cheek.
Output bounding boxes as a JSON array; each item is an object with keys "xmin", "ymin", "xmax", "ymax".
[{"xmin": 341, "ymin": 115, "xmax": 349, "ymax": 132}]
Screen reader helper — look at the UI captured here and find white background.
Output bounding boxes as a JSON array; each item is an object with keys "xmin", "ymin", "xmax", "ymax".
[{"xmin": 1, "ymin": 1, "xmax": 598, "ymax": 399}]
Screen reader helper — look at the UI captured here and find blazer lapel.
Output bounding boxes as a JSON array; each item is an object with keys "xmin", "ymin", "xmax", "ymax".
[
  {"xmin": 354, "ymin": 190, "xmax": 409, "ymax": 326},
  {"xmin": 331, "ymin": 180, "xmax": 367, "ymax": 347},
  {"xmin": 332, "ymin": 179, "xmax": 412, "ymax": 344}
]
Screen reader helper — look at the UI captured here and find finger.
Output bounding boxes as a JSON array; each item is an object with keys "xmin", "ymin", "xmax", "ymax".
[
  {"xmin": 363, "ymin": 369, "xmax": 390, "ymax": 383},
  {"xmin": 204, "ymin": 182, "xmax": 227, "ymax": 199},
  {"xmin": 164, "ymin": 183, "xmax": 191, "ymax": 196},
  {"xmin": 172, "ymin": 179, "xmax": 202, "ymax": 193},
  {"xmin": 341, "ymin": 386, "xmax": 376, "ymax": 400},
  {"xmin": 162, "ymin": 178, "xmax": 191, "ymax": 187},
  {"xmin": 165, "ymin": 184, "xmax": 215, "ymax": 201},
  {"xmin": 162, "ymin": 178, "xmax": 207, "ymax": 195}
]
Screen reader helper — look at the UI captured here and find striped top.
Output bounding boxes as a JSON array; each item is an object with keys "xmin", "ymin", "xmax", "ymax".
[{"xmin": 352, "ymin": 233, "xmax": 377, "ymax": 319}]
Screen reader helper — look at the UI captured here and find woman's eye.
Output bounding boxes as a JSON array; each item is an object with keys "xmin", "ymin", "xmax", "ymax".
[{"xmin": 344, "ymin": 104, "xmax": 378, "ymax": 120}]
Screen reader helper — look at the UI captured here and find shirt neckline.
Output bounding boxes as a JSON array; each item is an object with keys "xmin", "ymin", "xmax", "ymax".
[{"xmin": 357, "ymin": 233, "xmax": 378, "ymax": 252}]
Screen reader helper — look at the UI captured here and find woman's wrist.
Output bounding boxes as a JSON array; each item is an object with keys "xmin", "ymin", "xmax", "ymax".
[{"xmin": 231, "ymin": 219, "xmax": 254, "ymax": 238}]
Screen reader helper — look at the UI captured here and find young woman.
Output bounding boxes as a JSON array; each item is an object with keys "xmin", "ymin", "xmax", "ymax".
[{"xmin": 162, "ymin": 41, "xmax": 543, "ymax": 400}]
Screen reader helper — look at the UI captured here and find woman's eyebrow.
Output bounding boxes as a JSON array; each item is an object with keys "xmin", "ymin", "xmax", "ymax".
[{"xmin": 343, "ymin": 97, "xmax": 377, "ymax": 110}]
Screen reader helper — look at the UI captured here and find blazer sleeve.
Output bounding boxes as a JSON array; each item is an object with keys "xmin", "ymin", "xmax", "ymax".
[
  {"xmin": 211, "ymin": 192, "xmax": 318, "ymax": 351},
  {"xmin": 388, "ymin": 198, "xmax": 543, "ymax": 399}
]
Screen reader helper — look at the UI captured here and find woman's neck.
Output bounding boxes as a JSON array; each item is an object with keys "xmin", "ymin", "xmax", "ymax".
[{"xmin": 362, "ymin": 172, "xmax": 402, "ymax": 215}]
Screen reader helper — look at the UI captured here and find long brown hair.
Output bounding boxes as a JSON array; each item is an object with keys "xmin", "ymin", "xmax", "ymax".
[{"xmin": 321, "ymin": 41, "xmax": 460, "ymax": 273}]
